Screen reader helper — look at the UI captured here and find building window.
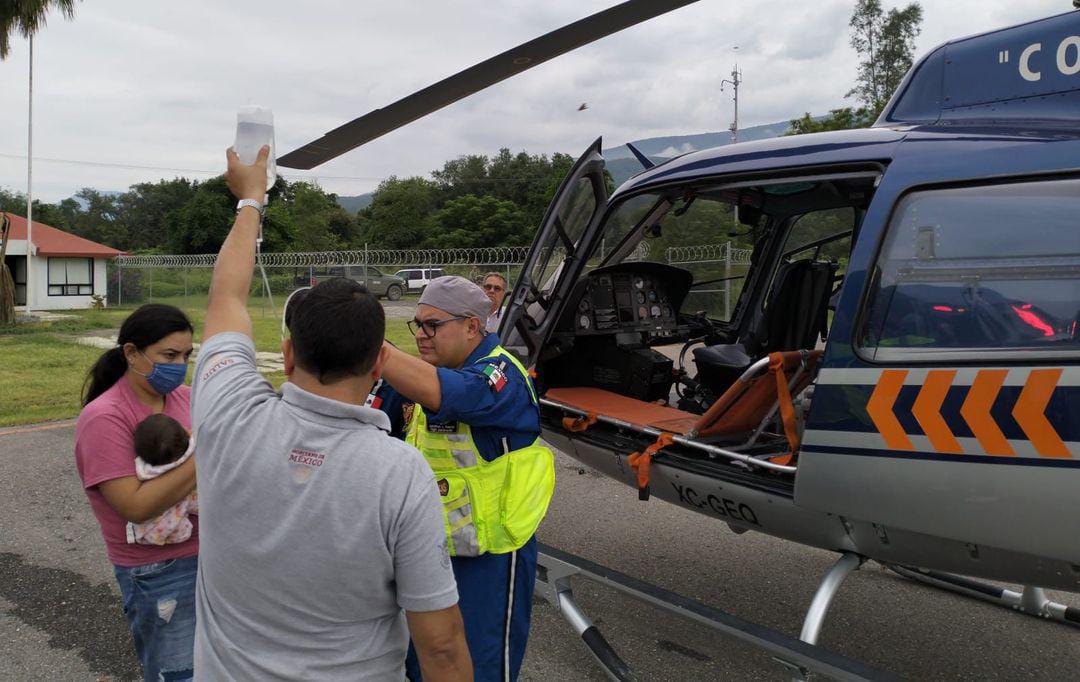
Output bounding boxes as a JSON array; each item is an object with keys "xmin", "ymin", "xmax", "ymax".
[
  {"xmin": 858, "ymin": 177, "xmax": 1080, "ymax": 362},
  {"xmin": 48, "ymin": 257, "xmax": 94, "ymax": 296}
]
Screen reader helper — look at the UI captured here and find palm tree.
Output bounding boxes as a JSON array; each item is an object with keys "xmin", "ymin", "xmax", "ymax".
[{"xmin": 0, "ymin": 0, "xmax": 77, "ymax": 59}]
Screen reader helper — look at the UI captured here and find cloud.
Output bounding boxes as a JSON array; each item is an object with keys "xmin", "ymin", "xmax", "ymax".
[{"xmin": 0, "ymin": 0, "xmax": 1069, "ymax": 202}]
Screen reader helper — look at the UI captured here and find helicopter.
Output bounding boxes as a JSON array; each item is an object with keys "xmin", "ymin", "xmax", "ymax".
[{"xmin": 280, "ymin": 1, "xmax": 1080, "ymax": 677}]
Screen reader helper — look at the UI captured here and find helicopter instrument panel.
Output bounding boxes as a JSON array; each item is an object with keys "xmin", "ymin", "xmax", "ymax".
[{"xmin": 559, "ymin": 263, "xmax": 693, "ymax": 337}]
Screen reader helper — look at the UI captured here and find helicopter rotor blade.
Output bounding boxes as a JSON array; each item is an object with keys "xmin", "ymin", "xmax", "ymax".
[{"xmin": 278, "ymin": 0, "xmax": 701, "ymax": 169}]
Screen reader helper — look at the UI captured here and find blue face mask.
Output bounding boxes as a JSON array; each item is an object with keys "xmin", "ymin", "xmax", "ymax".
[{"xmin": 135, "ymin": 351, "xmax": 188, "ymax": 395}]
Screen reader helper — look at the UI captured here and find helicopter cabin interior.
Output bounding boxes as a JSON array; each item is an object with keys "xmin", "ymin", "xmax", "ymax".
[{"xmin": 535, "ymin": 167, "xmax": 882, "ymax": 492}]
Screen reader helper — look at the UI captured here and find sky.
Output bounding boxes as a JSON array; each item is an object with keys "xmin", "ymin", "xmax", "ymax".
[{"xmin": 0, "ymin": 0, "xmax": 1069, "ymax": 203}]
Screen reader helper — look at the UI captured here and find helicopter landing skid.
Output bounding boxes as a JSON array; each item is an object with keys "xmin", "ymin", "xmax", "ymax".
[
  {"xmin": 536, "ymin": 544, "xmax": 893, "ymax": 681},
  {"xmin": 886, "ymin": 565, "xmax": 1080, "ymax": 627}
]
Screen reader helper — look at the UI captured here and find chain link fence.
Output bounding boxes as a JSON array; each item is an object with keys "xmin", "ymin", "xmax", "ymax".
[
  {"xmin": 108, "ymin": 242, "xmax": 752, "ymax": 317},
  {"xmin": 665, "ymin": 242, "xmax": 753, "ymax": 320}
]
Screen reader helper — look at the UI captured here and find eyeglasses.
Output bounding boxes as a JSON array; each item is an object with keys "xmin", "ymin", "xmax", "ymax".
[
  {"xmin": 408, "ymin": 316, "xmax": 468, "ymax": 338},
  {"xmin": 482, "ymin": 284, "xmax": 505, "ymax": 292}
]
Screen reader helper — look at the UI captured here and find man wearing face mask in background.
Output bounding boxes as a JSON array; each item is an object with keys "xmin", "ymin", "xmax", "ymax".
[{"xmin": 379, "ymin": 275, "xmax": 555, "ymax": 682}]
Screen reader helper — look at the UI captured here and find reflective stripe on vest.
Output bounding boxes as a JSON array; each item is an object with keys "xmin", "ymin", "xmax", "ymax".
[{"xmin": 407, "ymin": 345, "xmax": 555, "ymax": 557}]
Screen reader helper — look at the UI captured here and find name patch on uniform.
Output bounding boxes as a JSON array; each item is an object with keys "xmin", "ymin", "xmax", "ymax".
[
  {"xmin": 437, "ymin": 478, "xmax": 449, "ymax": 496},
  {"xmin": 288, "ymin": 448, "xmax": 325, "ymax": 468},
  {"xmin": 483, "ymin": 361, "xmax": 508, "ymax": 393},
  {"xmin": 427, "ymin": 421, "xmax": 458, "ymax": 434},
  {"xmin": 200, "ymin": 354, "xmax": 236, "ymax": 382},
  {"xmin": 287, "ymin": 447, "xmax": 325, "ymax": 484}
]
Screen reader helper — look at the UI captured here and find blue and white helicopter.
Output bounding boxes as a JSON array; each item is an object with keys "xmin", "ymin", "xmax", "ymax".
[{"xmin": 281, "ymin": 2, "xmax": 1080, "ymax": 677}]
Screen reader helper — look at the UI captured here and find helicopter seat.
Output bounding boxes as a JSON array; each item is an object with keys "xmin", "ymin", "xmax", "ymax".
[{"xmin": 693, "ymin": 259, "xmax": 835, "ymax": 395}]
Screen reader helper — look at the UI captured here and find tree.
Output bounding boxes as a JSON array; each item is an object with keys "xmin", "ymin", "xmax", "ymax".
[
  {"xmin": 114, "ymin": 178, "xmax": 197, "ymax": 252},
  {"xmin": 425, "ymin": 194, "xmax": 528, "ymax": 249},
  {"xmin": 357, "ymin": 177, "xmax": 439, "ymax": 249},
  {"xmin": 0, "ymin": 214, "xmax": 15, "ymax": 325},
  {"xmin": 787, "ymin": 107, "xmax": 877, "ymax": 135},
  {"xmin": 432, "ymin": 154, "xmax": 489, "ymax": 202},
  {"xmin": 848, "ymin": 0, "xmax": 923, "ymax": 113},
  {"xmin": 0, "ymin": 0, "xmax": 78, "ymax": 59},
  {"xmin": 788, "ymin": 0, "xmax": 922, "ymax": 135},
  {"xmin": 276, "ymin": 182, "xmax": 354, "ymax": 252},
  {"xmin": 165, "ymin": 177, "xmax": 235, "ymax": 254}
]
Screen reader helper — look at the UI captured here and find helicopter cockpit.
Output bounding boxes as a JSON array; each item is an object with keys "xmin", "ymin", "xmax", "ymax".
[{"xmin": 534, "ymin": 169, "xmax": 880, "ymax": 473}]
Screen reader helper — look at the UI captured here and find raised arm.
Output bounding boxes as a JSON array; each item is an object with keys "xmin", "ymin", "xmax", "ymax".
[
  {"xmin": 380, "ymin": 342, "xmax": 443, "ymax": 412},
  {"xmin": 202, "ymin": 146, "xmax": 269, "ymax": 343}
]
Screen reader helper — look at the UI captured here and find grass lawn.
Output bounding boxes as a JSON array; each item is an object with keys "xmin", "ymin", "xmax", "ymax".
[
  {"xmin": 0, "ymin": 335, "xmax": 109, "ymax": 427},
  {"xmin": 0, "ymin": 296, "xmax": 419, "ymax": 427}
]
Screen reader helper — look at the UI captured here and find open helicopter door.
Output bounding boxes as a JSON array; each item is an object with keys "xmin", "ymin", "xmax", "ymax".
[{"xmin": 500, "ymin": 138, "xmax": 608, "ymax": 366}]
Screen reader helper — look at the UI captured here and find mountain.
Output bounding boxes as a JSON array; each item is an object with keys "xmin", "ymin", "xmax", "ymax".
[
  {"xmin": 336, "ymin": 192, "xmax": 374, "ymax": 213},
  {"xmin": 603, "ymin": 120, "xmax": 793, "ymax": 160},
  {"xmin": 603, "ymin": 119, "xmax": 794, "ymax": 186},
  {"xmin": 333, "ymin": 118, "xmax": 796, "ymax": 209}
]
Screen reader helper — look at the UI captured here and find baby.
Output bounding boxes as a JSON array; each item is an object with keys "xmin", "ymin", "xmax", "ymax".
[{"xmin": 126, "ymin": 414, "xmax": 199, "ymax": 545}]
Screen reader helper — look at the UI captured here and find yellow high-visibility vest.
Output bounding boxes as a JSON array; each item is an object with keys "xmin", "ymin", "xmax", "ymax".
[{"xmin": 406, "ymin": 346, "xmax": 555, "ymax": 557}]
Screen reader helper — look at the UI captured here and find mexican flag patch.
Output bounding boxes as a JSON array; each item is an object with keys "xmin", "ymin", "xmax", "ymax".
[
  {"xmin": 483, "ymin": 362, "xmax": 508, "ymax": 392},
  {"xmin": 364, "ymin": 379, "xmax": 384, "ymax": 409}
]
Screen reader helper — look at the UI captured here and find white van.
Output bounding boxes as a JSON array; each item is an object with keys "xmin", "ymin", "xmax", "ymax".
[{"xmin": 391, "ymin": 268, "xmax": 445, "ymax": 293}]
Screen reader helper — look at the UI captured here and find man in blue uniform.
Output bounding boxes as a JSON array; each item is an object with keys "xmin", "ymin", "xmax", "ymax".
[{"xmin": 378, "ymin": 276, "xmax": 554, "ymax": 682}]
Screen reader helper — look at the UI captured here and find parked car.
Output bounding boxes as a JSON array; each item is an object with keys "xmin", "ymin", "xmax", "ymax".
[
  {"xmin": 297, "ymin": 266, "xmax": 406, "ymax": 300},
  {"xmin": 392, "ymin": 268, "xmax": 445, "ymax": 293}
]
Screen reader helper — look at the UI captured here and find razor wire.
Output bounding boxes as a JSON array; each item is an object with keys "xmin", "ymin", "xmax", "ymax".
[
  {"xmin": 115, "ymin": 246, "xmax": 535, "ymax": 269},
  {"xmin": 665, "ymin": 243, "xmax": 752, "ymax": 265},
  {"xmin": 114, "ymin": 242, "xmax": 656, "ymax": 270}
]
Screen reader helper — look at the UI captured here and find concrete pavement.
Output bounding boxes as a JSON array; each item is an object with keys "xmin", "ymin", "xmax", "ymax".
[{"xmin": 1, "ymin": 421, "xmax": 1077, "ymax": 680}]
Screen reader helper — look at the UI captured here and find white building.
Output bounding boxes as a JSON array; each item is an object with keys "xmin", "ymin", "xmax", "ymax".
[{"xmin": 1, "ymin": 212, "xmax": 123, "ymax": 311}]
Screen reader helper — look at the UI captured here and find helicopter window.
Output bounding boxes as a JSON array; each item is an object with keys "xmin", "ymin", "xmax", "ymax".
[
  {"xmin": 590, "ymin": 192, "xmax": 749, "ymax": 321},
  {"xmin": 528, "ymin": 177, "xmax": 597, "ymax": 300},
  {"xmin": 769, "ymin": 207, "xmax": 856, "ymax": 310},
  {"xmin": 859, "ymin": 177, "xmax": 1080, "ymax": 361},
  {"xmin": 591, "ymin": 194, "xmax": 669, "ymax": 268}
]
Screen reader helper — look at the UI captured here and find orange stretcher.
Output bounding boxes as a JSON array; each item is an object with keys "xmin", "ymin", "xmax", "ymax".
[{"xmin": 543, "ymin": 350, "xmax": 823, "ymax": 499}]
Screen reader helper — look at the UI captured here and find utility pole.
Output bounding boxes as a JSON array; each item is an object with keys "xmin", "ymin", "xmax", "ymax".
[
  {"xmin": 720, "ymin": 60, "xmax": 743, "ymax": 254},
  {"xmin": 25, "ymin": 35, "xmax": 34, "ymax": 312},
  {"xmin": 720, "ymin": 59, "xmax": 742, "ymax": 315},
  {"xmin": 720, "ymin": 62, "xmax": 742, "ymax": 143}
]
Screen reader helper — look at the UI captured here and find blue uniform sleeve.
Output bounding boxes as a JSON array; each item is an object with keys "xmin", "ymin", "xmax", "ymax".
[
  {"xmin": 374, "ymin": 383, "xmax": 410, "ymax": 441},
  {"xmin": 428, "ymin": 356, "xmax": 535, "ymax": 431}
]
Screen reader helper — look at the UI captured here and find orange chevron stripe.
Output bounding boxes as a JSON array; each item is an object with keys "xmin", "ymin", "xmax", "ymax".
[
  {"xmin": 912, "ymin": 370, "xmax": 963, "ymax": 454},
  {"xmin": 866, "ymin": 370, "xmax": 912, "ymax": 450},
  {"xmin": 960, "ymin": 369, "xmax": 1014, "ymax": 456},
  {"xmin": 1012, "ymin": 368, "xmax": 1070, "ymax": 458}
]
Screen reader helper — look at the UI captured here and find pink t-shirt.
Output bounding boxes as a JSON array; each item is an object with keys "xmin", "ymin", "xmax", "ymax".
[{"xmin": 74, "ymin": 378, "xmax": 198, "ymax": 567}]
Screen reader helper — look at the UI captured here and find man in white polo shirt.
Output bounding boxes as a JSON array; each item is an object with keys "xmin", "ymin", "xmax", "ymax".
[{"xmin": 189, "ymin": 145, "xmax": 472, "ymax": 680}]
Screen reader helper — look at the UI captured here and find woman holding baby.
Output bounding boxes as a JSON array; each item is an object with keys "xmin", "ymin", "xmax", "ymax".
[{"xmin": 74, "ymin": 303, "xmax": 198, "ymax": 682}]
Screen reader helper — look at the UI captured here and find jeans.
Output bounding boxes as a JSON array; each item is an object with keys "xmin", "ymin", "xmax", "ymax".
[{"xmin": 113, "ymin": 556, "xmax": 197, "ymax": 682}]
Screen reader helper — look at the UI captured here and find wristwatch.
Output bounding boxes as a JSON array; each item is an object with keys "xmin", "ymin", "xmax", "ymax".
[{"xmin": 236, "ymin": 198, "xmax": 264, "ymax": 215}]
